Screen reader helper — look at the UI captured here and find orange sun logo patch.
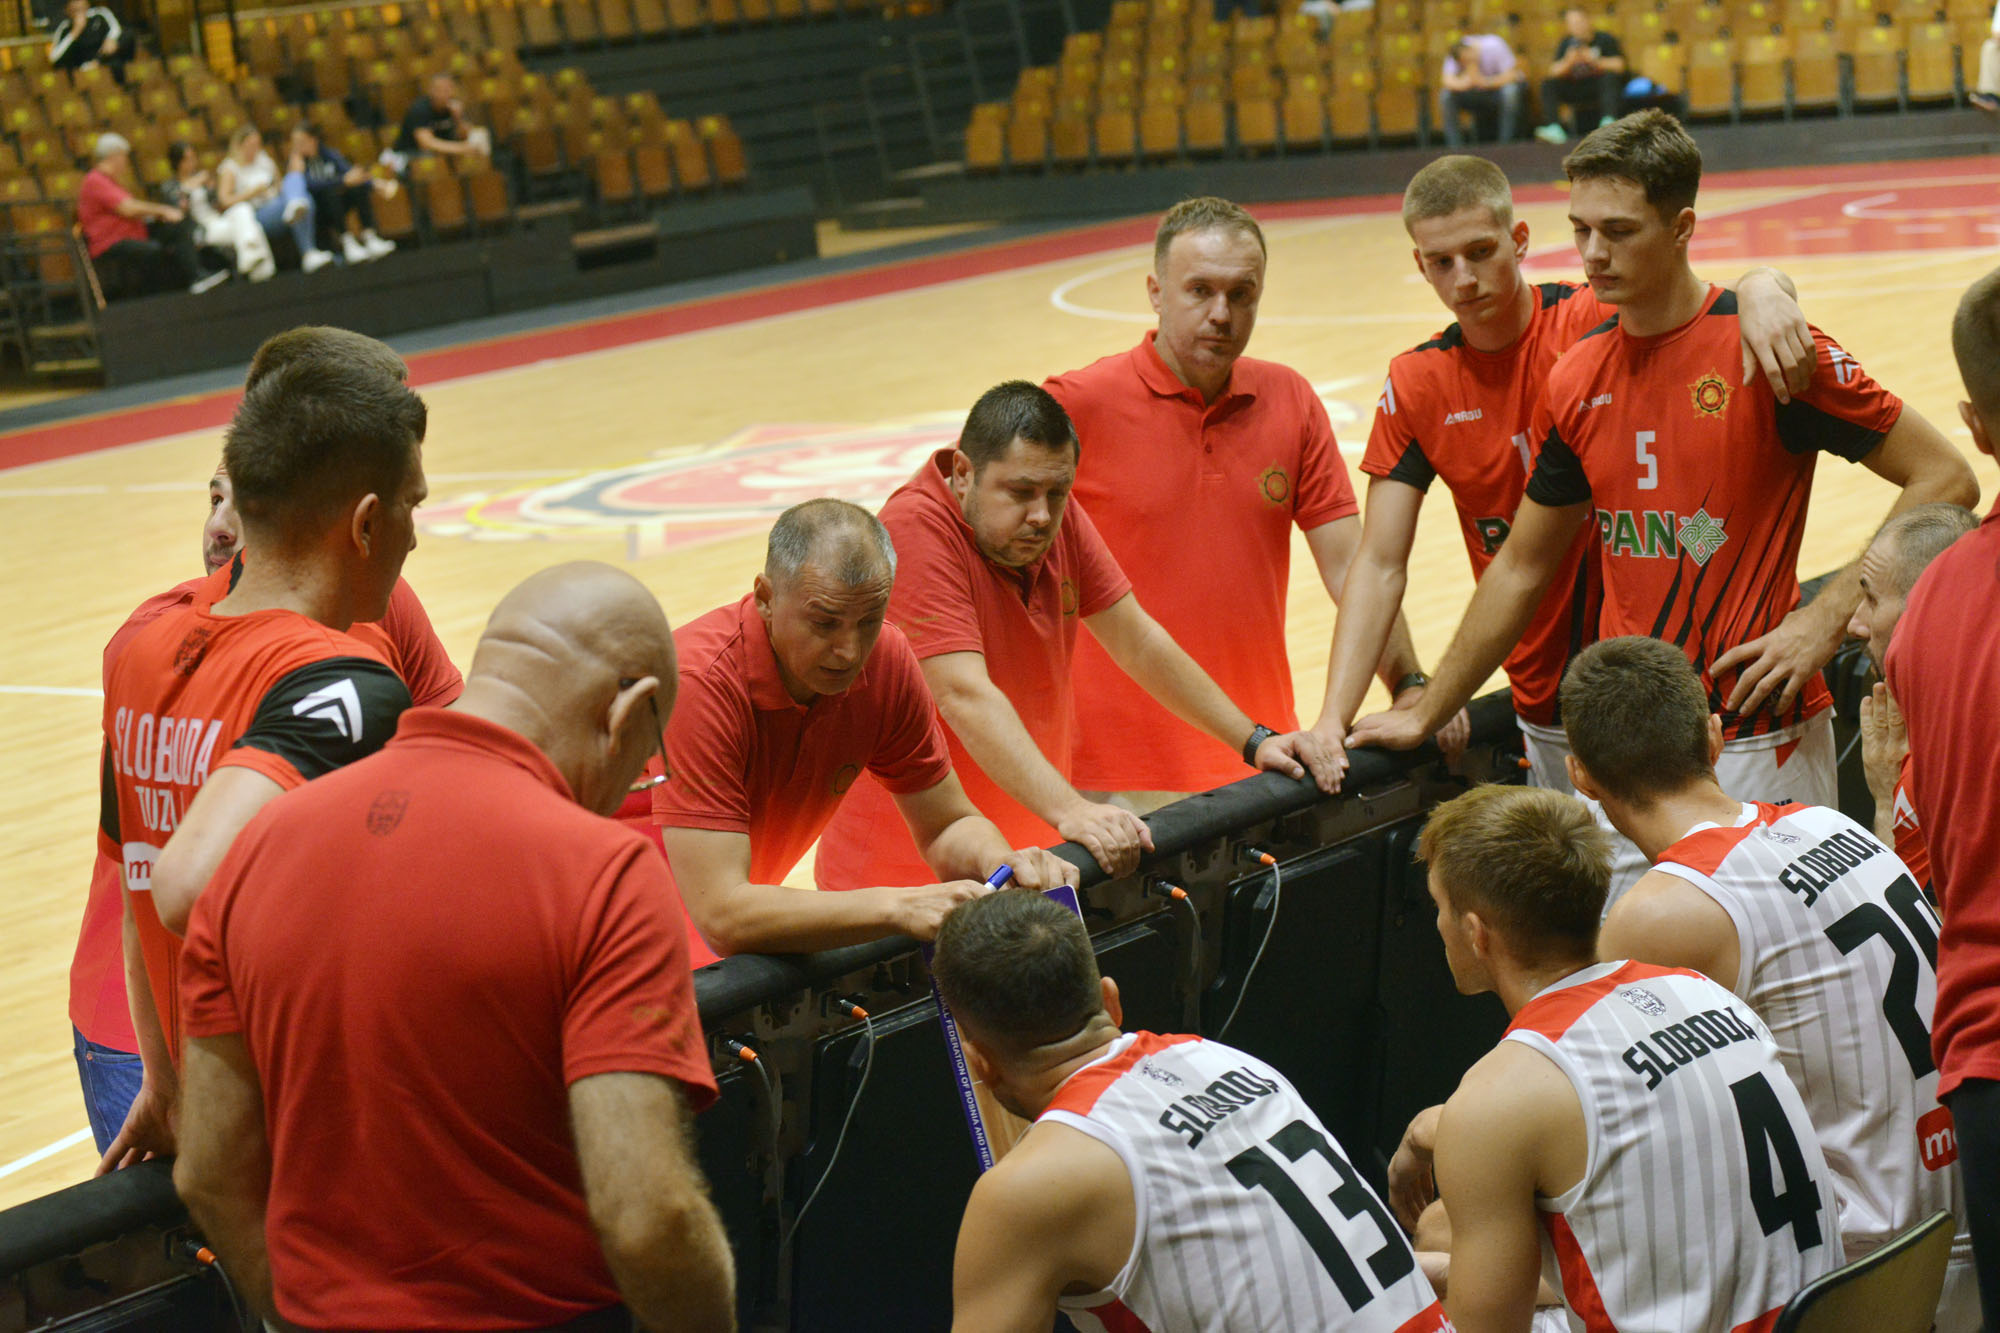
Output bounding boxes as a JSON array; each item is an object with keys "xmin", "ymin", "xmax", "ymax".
[
  {"xmin": 1690, "ymin": 371, "xmax": 1731, "ymax": 419},
  {"xmin": 1258, "ymin": 466, "xmax": 1291, "ymax": 505}
]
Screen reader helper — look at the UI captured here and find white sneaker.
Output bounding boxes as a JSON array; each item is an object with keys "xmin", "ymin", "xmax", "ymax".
[
  {"xmin": 246, "ymin": 254, "xmax": 277, "ymax": 281},
  {"xmin": 189, "ymin": 268, "xmax": 231, "ymax": 294},
  {"xmin": 300, "ymin": 248, "xmax": 335, "ymax": 274},
  {"xmin": 360, "ymin": 230, "xmax": 396, "ymax": 259},
  {"xmin": 341, "ymin": 232, "xmax": 369, "ymax": 264},
  {"xmin": 283, "ymin": 196, "xmax": 309, "ymax": 225}
]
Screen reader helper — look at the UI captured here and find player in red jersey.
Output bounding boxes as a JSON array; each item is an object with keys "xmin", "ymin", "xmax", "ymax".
[
  {"xmin": 1846, "ymin": 503, "xmax": 1976, "ymax": 902},
  {"xmin": 1325, "ymin": 155, "xmax": 1813, "ymax": 884},
  {"xmin": 101, "ymin": 349, "xmax": 428, "ymax": 1170},
  {"xmin": 1351, "ymin": 113, "xmax": 1975, "ymax": 844}
]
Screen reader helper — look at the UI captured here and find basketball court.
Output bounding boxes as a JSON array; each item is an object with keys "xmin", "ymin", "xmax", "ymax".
[{"xmin": 3, "ymin": 151, "xmax": 1997, "ymax": 1207}]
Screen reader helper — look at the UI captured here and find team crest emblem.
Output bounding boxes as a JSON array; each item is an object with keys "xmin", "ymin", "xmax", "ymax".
[
  {"xmin": 1258, "ymin": 466, "xmax": 1291, "ymax": 505},
  {"xmin": 1677, "ymin": 508, "xmax": 1729, "ymax": 566},
  {"xmin": 1060, "ymin": 577, "xmax": 1079, "ymax": 616},
  {"xmin": 366, "ymin": 790, "xmax": 410, "ymax": 836},
  {"xmin": 1618, "ymin": 986, "xmax": 1668, "ymax": 1018},
  {"xmin": 1690, "ymin": 371, "xmax": 1731, "ymax": 419},
  {"xmin": 172, "ymin": 627, "xmax": 212, "ymax": 676},
  {"xmin": 831, "ymin": 763, "xmax": 861, "ymax": 796}
]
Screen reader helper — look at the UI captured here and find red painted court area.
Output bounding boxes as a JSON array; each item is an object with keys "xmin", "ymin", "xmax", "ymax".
[{"xmin": 1526, "ymin": 171, "xmax": 2000, "ymax": 272}]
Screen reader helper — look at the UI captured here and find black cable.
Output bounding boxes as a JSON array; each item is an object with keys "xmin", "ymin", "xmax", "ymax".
[
  {"xmin": 177, "ymin": 1237, "xmax": 252, "ymax": 1333},
  {"xmin": 1217, "ymin": 854, "xmax": 1282, "ymax": 1040},
  {"xmin": 780, "ymin": 1004, "xmax": 876, "ymax": 1252}
]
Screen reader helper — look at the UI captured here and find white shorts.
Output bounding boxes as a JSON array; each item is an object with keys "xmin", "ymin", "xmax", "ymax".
[
  {"xmin": 1711, "ymin": 710, "xmax": 1839, "ymax": 810},
  {"xmin": 1934, "ymin": 1245, "xmax": 1983, "ymax": 1333},
  {"xmin": 1518, "ymin": 717, "xmax": 1649, "ymax": 910}
]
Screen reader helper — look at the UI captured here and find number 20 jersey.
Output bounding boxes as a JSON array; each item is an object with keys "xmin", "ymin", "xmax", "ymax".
[
  {"xmin": 1043, "ymin": 1032, "xmax": 1449, "ymax": 1333},
  {"xmin": 1506, "ymin": 961, "xmax": 1841, "ymax": 1333},
  {"xmin": 1651, "ymin": 802, "xmax": 1966, "ymax": 1260}
]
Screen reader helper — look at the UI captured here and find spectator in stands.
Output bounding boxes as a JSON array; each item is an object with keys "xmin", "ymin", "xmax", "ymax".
[
  {"xmin": 288, "ymin": 124, "xmax": 395, "ymax": 264},
  {"xmin": 1438, "ymin": 34, "xmax": 1525, "ymax": 147},
  {"xmin": 174, "ymin": 563, "xmax": 736, "ymax": 1332},
  {"xmin": 1535, "ymin": 7, "xmax": 1627, "ymax": 143},
  {"xmin": 48, "ymin": 0, "xmax": 134, "ymax": 79},
  {"xmin": 78, "ymin": 133, "xmax": 228, "ymax": 299},
  {"xmin": 216, "ymin": 125, "xmax": 334, "ymax": 275},
  {"xmin": 389, "ymin": 73, "xmax": 491, "ymax": 169},
  {"xmin": 1971, "ymin": 0, "xmax": 2000, "ymax": 112},
  {"xmin": 161, "ymin": 141, "xmax": 275, "ymax": 282}
]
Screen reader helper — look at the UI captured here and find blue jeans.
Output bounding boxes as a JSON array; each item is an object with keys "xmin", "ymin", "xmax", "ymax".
[
  {"xmin": 73, "ymin": 1025, "xmax": 142, "ymax": 1155},
  {"xmin": 254, "ymin": 171, "xmax": 316, "ymax": 257}
]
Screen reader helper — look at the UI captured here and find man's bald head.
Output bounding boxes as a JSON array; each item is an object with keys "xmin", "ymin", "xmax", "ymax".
[
  {"xmin": 246, "ymin": 326, "xmax": 408, "ymax": 391},
  {"xmin": 462, "ymin": 562, "xmax": 677, "ymax": 815},
  {"xmin": 764, "ymin": 497, "xmax": 896, "ymax": 590}
]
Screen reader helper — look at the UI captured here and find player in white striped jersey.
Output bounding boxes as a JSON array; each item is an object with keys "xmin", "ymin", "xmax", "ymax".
[
  {"xmin": 933, "ymin": 890, "xmax": 1449, "ymax": 1333},
  {"xmin": 1563, "ymin": 635, "xmax": 1977, "ymax": 1329},
  {"xmin": 1407, "ymin": 783, "xmax": 1840, "ymax": 1333}
]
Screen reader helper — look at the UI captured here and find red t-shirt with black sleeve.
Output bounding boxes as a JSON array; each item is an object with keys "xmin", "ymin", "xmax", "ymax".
[
  {"xmin": 73, "ymin": 571, "xmax": 458, "ymax": 1052},
  {"xmin": 1364, "ymin": 282, "xmax": 1606, "ymax": 726},
  {"xmin": 1525, "ymin": 286, "xmax": 1902, "ymax": 742},
  {"xmin": 813, "ymin": 448, "xmax": 1132, "ymax": 890},
  {"xmin": 1884, "ymin": 499, "xmax": 2000, "ymax": 1098},
  {"xmin": 77, "ymin": 167, "xmax": 146, "ymax": 257},
  {"xmin": 101, "ymin": 580, "xmax": 411, "ymax": 1065},
  {"xmin": 180, "ymin": 708, "xmax": 715, "ymax": 1330},
  {"xmin": 1047, "ymin": 333, "xmax": 1359, "ymax": 793},
  {"xmin": 642, "ymin": 595, "xmax": 954, "ymax": 958}
]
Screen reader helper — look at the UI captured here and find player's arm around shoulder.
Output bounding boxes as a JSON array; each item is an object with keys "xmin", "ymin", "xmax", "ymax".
[
  {"xmin": 952, "ymin": 1122, "xmax": 1134, "ymax": 1333},
  {"xmin": 1596, "ymin": 869, "xmax": 1742, "ymax": 993},
  {"xmin": 1433, "ymin": 1043, "xmax": 1583, "ymax": 1333}
]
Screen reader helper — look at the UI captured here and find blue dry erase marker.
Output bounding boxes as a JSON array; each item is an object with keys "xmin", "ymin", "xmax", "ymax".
[{"xmin": 984, "ymin": 865, "xmax": 1014, "ymax": 890}]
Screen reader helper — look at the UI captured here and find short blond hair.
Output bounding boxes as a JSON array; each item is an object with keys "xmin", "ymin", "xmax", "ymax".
[
  {"xmin": 1154, "ymin": 196, "xmax": 1266, "ymax": 272},
  {"xmin": 1417, "ymin": 784, "xmax": 1609, "ymax": 958},
  {"xmin": 1402, "ymin": 154, "xmax": 1515, "ymax": 234}
]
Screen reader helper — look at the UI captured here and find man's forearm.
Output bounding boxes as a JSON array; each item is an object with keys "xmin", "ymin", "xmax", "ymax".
[
  {"xmin": 122, "ymin": 906, "xmax": 175, "ymax": 1079},
  {"xmin": 1319, "ymin": 552, "xmax": 1407, "ymax": 733},
  {"xmin": 611, "ymin": 1190, "xmax": 737, "ymax": 1333},
  {"xmin": 1102, "ymin": 621, "xmax": 1252, "ymax": 750},
  {"xmin": 918, "ymin": 813, "xmax": 1013, "ymax": 883},
  {"xmin": 935, "ymin": 681, "xmax": 1092, "ymax": 828},
  {"xmin": 1375, "ymin": 611, "xmax": 1425, "ymax": 694},
  {"xmin": 698, "ymin": 879, "xmax": 909, "ymax": 955},
  {"xmin": 180, "ymin": 1188, "xmax": 277, "ymax": 1319}
]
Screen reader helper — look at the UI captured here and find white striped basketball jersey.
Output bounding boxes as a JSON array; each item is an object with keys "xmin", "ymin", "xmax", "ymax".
[
  {"xmin": 1506, "ymin": 961, "xmax": 1841, "ymax": 1333},
  {"xmin": 1652, "ymin": 802, "xmax": 1967, "ymax": 1260},
  {"xmin": 1042, "ymin": 1031, "xmax": 1449, "ymax": 1333}
]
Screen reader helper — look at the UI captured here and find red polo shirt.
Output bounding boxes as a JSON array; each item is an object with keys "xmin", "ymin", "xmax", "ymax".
[
  {"xmin": 77, "ymin": 167, "xmax": 147, "ymax": 257},
  {"xmin": 1884, "ymin": 498, "xmax": 2000, "ymax": 1098},
  {"xmin": 181, "ymin": 708, "xmax": 714, "ymax": 1331},
  {"xmin": 1047, "ymin": 333, "xmax": 1359, "ymax": 793},
  {"xmin": 646, "ymin": 595, "xmax": 954, "ymax": 954},
  {"xmin": 813, "ymin": 449, "xmax": 1131, "ymax": 890}
]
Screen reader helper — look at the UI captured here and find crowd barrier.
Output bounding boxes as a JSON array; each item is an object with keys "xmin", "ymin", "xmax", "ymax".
[{"xmin": 0, "ymin": 601, "xmax": 1879, "ymax": 1332}]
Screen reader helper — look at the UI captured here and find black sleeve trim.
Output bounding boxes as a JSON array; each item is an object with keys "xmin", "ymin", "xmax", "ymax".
[
  {"xmin": 1384, "ymin": 438, "xmax": 1438, "ymax": 492},
  {"xmin": 1525, "ymin": 426, "xmax": 1593, "ymax": 506},
  {"xmin": 1710, "ymin": 288, "xmax": 1739, "ymax": 317},
  {"xmin": 100, "ymin": 742, "xmax": 119, "ymax": 844},
  {"xmin": 1774, "ymin": 397, "xmax": 1888, "ymax": 461},
  {"xmin": 233, "ymin": 656, "xmax": 412, "ymax": 780}
]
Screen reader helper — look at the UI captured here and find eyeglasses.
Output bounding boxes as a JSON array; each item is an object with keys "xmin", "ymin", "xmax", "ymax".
[{"xmin": 620, "ymin": 678, "xmax": 671, "ymax": 793}]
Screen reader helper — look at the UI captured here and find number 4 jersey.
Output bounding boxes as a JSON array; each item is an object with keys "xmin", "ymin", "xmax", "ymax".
[
  {"xmin": 1506, "ymin": 961, "xmax": 1841, "ymax": 1333},
  {"xmin": 1651, "ymin": 803, "xmax": 1968, "ymax": 1268},
  {"xmin": 1043, "ymin": 1031, "xmax": 1448, "ymax": 1333}
]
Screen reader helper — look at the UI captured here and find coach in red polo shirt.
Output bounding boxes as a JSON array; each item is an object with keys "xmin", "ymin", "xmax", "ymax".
[
  {"xmin": 817, "ymin": 381, "xmax": 1337, "ymax": 889},
  {"xmin": 175, "ymin": 564, "xmax": 732, "ymax": 1331},
  {"xmin": 1046, "ymin": 196, "xmax": 1437, "ymax": 809},
  {"xmin": 1885, "ymin": 268, "xmax": 2000, "ymax": 1326},
  {"xmin": 643, "ymin": 498, "xmax": 1073, "ymax": 962}
]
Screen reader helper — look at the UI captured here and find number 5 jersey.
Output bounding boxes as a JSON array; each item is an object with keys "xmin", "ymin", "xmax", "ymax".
[
  {"xmin": 1507, "ymin": 960, "xmax": 1841, "ymax": 1333},
  {"xmin": 1042, "ymin": 1031, "xmax": 1449, "ymax": 1333}
]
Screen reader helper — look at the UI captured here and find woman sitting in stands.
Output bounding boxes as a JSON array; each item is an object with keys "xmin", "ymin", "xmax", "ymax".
[
  {"xmin": 215, "ymin": 126, "xmax": 334, "ymax": 275},
  {"xmin": 161, "ymin": 142, "xmax": 275, "ymax": 282}
]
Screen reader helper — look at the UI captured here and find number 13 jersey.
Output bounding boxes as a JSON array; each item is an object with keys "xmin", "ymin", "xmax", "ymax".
[
  {"xmin": 1506, "ymin": 961, "xmax": 1842, "ymax": 1333},
  {"xmin": 1651, "ymin": 802, "xmax": 1966, "ymax": 1263},
  {"xmin": 1043, "ymin": 1031, "xmax": 1448, "ymax": 1333},
  {"xmin": 1523, "ymin": 286, "xmax": 1903, "ymax": 741}
]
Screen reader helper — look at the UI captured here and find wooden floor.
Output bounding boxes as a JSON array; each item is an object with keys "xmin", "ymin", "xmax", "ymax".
[{"xmin": 4, "ymin": 159, "xmax": 1998, "ymax": 1208}]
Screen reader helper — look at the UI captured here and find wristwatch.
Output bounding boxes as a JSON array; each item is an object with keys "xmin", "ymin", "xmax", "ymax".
[
  {"xmin": 1393, "ymin": 671, "xmax": 1431, "ymax": 697},
  {"xmin": 1242, "ymin": 724, "xmax": 1278, "ymax": 765}
]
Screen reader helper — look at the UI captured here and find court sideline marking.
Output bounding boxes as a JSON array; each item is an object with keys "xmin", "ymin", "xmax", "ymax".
[{"xmin": 0, "ymin": 1129, "xmax": 91, "ymax": 1181}]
